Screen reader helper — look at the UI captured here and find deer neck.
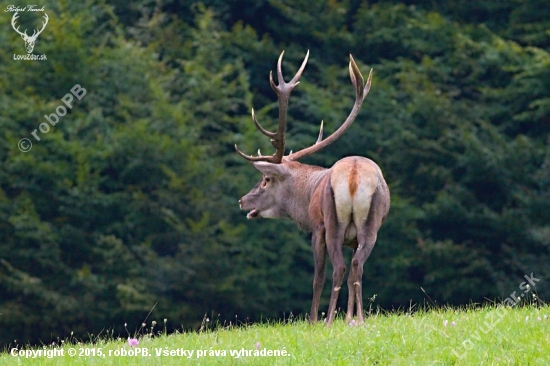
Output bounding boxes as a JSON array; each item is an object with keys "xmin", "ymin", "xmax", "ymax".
[{"xmin": 282, "ymin": 163, "xmax": 329, "ymax": 232}]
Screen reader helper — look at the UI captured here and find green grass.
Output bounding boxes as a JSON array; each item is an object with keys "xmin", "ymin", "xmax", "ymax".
[{"xmin": 2, "ymin": 305, "xmax": 549, "ymax": 365}]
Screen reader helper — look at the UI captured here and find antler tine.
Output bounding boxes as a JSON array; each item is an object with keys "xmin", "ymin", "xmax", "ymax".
[
  {"xmin": 237, "ymin": 50, "xmax": 310, "ymax": 164},
  {"xmin": 290, "ymin": 50, "xmax": 309, "ymax": 85},
  {"xmin": 252, "ymin": 109, "xmax": 276, "ymax": 138},
  {"xmin": 269, "ymin": 51, "xmax": 286, "ymax": 95},
  {"xmin": 363, "ymin": 68, "xmax": 373, "ymax": 102},
  {"xmin": 316, "ymin": 120, "xmax": 324, "ymax": 144},
  {"xmin": 288, "ymin": 54, "xmax": 372, "ymax": 161},
  {"xmin": 234, "ymin": 144, "xmax": 276, "ymax": 162}
]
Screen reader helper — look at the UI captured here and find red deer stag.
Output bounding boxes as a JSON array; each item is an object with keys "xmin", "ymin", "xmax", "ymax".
[{"xmin": 235, "ymin": 51, "xmax": 390, "ymax": 325}]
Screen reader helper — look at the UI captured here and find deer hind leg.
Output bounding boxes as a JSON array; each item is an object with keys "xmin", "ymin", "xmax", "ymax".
[
  {"xmin": 345, "ymin": 247, "xmax": 357, "ymax": 323},
  {"xmin": 309, "ymin": 225, "xmax": 326, "ymax": 323},
  {"xmin": 349, "ymin": 231, "xmax": 376, "ymax": 324},
  {"xmin": 350, "ymin": 188, "xmax": 388, "ymax": 323}
]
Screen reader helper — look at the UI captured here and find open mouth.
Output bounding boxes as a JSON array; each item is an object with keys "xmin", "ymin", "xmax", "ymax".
[{"xmin": 246, "ymin": 209, "xmax": 260, "ymax": 219}]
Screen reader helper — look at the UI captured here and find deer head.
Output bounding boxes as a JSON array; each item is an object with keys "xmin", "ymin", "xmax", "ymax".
[
  {"xmin": 11, "ymin": 12, "xmax": 49, "ymax": 54},
  {"xmin": 236, "ymin": 51, "xmax": 372, "ymax": 222},
  {"xmin": 238, "ymin": 161, "xmax": 292, "ymax": 219}
]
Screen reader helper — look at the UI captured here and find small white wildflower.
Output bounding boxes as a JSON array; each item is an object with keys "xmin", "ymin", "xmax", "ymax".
[{"xmin": 443, "ymin": 320, "xmax": 448, "ymax": 327}]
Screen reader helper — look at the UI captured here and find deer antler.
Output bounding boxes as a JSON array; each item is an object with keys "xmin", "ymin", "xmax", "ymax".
[
  {"xmin": 286, "ymin": 55, "xmax": 372, "ymax": 161},
  {"xmin": 235, "ymin": 50, "xmax": 309, "ymax": 164}
]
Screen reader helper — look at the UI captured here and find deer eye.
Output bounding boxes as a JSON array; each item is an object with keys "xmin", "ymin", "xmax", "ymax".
[{"xmin": 260, "ymin": 177, "xmax": 271, "ymax": 189}]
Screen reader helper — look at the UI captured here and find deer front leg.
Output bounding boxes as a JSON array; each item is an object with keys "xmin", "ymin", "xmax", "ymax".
[
  {"xmin": 324, "ymin": 208, "xmax": 346, "ymax": 325},
  {"xmin": 325, "ymin": 231, "xmax": 346, "ymax": 325},
  {"xmin": 309, "ymin": 225, "xmax": 326, "ymax": 323}
]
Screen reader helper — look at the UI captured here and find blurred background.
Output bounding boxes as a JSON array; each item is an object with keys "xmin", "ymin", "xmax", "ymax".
[{"xmin": 0, "ymin": 0, "xmax": 549, "ymax": 347}]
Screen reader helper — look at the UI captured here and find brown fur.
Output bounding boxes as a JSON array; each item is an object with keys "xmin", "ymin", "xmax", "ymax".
[{"xmin": 348, "ymin": 163, "xmax": 359, "ymax": 197}]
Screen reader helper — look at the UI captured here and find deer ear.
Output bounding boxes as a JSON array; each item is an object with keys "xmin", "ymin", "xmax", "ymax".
[{"xmin": 252, "ymin": 162, "xmax": 290, "ymax": 179}]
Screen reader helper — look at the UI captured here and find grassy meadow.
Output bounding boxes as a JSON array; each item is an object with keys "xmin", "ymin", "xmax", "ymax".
[{"xmin": 1, "ymin": 304, "xmax": 549, "ymax": 365}]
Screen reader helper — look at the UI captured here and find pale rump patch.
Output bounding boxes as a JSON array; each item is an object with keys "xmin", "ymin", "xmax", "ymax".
[
  {"xmin": 331, "ymin": 169, "xmax": 354, "ymax": 225},
  {"xmin": 351, "ymin": 181, "xmax": 374, "ymax": 230},
  {"xmin": 330, "ymin": 158, "xmax": 377, "ymax": 236}
]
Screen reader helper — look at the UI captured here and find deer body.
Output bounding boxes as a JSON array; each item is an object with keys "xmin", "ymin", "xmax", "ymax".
[{"xmin": 236, "ymin": 51, "xmax": 390, "ymax": 324}]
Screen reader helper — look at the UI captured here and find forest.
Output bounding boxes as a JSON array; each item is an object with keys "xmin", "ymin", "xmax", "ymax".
[{"xmin": 0, "ymin": 0, "xmax": 549, "ymax": 347}]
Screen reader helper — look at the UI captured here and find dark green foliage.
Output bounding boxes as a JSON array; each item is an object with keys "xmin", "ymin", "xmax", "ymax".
[{"xmin": 0, "ymin": 0, "xmax": 549, "ymax": 347}]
